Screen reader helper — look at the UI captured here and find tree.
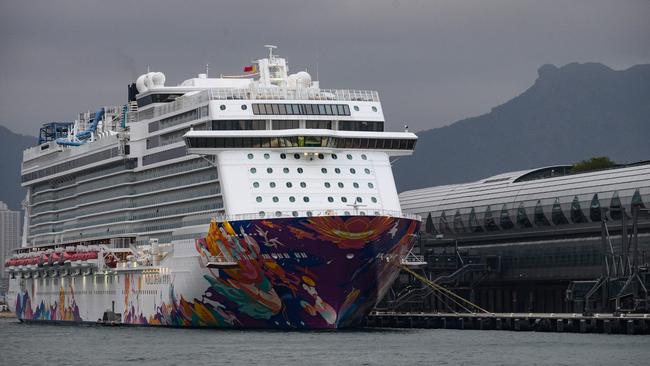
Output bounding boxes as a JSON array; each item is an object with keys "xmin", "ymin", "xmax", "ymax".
[{"xmin": 571, "ymin": 156, "xmax": 616, "ymax": 173}]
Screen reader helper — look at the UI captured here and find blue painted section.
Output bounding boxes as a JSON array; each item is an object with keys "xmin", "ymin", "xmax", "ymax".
[{"xmin": 55, "ymin": 107, "xmax": 105, "ymax": 146}]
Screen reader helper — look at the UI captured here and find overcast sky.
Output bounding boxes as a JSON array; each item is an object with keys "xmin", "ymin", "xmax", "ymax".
[{"xmin": 0, "ymin": 0, "xmax": 648, "ymax": 135}]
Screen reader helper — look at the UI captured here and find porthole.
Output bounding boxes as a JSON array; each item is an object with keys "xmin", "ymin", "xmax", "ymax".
[
  {"xmin": 346, "ymin": 154, "xmax": 353, "ymax": 160},
  {"xmin": 253, "ymin": 182, "xmax": 260, "ymax": 188},
  {"xmin": 364, "ymin": 168, "xmax": 371, "ymax": 174},
  {"xmin": 331, "ymin": 154, "xmax": 338, "ymax": 160},
  {"xmin": 280, "ymin": 153, "xmax": 287, "ymax": 159},
  {"xmin": 241, "ymin": 104, "xmax": 248, "ymax": 110},
  {"xmin": 289, "ymin": 196, "xmax": 296, "ymax": 202},
  {"xmin": 269, "ymin": 182, "xmax": 276, "ymax": 188},
  {"xmin": 300, "ymin": 182, "xmax": 307, "ymax": 188},
  {"xmin": 297, "ymin": 168, "xmax": 304, "ymax": 174},
  {"xmin": 250, "ymin": 167, "xmax": 257, "ymax": 174},
  {"xmin": 318, "ymin": 154, "xmax": 324, "ymax": 159},
  {"xmin": 307, "ymin": 211, "xmax": 313, "ymax": 217},
  {"xmin": 292, "ymin": 211, "xmax": 299, "ymax": 217},
  {"xmin": 264, "ymin": 153, "xmax": 270, "ymax": 159},
  {"xmin": 374, "ymin": 211, "xmax": 380, "ymax": 215},
  {"xmin": 353, "ymin": 106, "xmax": 359, "ymax": 111},
  {"xmin": 341, "ymin": 197, "xmax": 348, "ymax": 203},
  {"xmin": 267, "ymin": 168, "xmax": 273, "ymax": 173},
  {"xmin": 220, "ymin": 104, "xmax": 226, "ymax": 110},
  {"xmin": 294, "ymin": 153, "xmax": 300, "ymax": 159},
  {"xmin": 273, "ymin": 196, "xmax": 279, "ymax": 202},
  {"xmin": 353, "ymin": 182, "xmax": 359, "ymax": 189},
  {"xmin": 350, "ymin": 168, "xmax": 356, "ymax": 174},
  {"xmin": 360, "ymin": 211, "xmax": 366, "ymax": 215},
  {"xmin": 303, "ymin": 197, "xmax": 310, "ymax": 202},
  {"xmin": 356, "ymin": 197, "xmax": 363, "ymax": 203},
  {"xmin": 256, "ymin": 196, "xmax": 262, "ymax": 202},
  {"xmin": 275, "ymin": 211, "xmax": 282, "ymax": 217},
  {"xmin": 321, "ymin": 168, "xmax": 328, "ymax": 174},
  {"xmin": 328, "ymin": 197, "xmax": 334, "ymax": 203},
  {"xmin": 371, "ymin": 106, "xmax": 377, "ymax": 112},
  {"xmin": 368, "ymin": 182, "xmax": 374, "ymax": 188},
  {"xmin": 338, "ymin": 182, "xmax": 344, "ymax": 188},
  {"xmin": 259, "ymin": 211, "xmax": 266, "ymax": 218},
  {"xmin": 286, "ymin": 182, "xmax": 293, "ymax": 188},
  {"xmin": 335, "ymin": 168, "xmax": 341, "ymax": 174},
  {"xmin": 344, "ymin": 211, "xmax": 351, "ymax": 215},
  {"xmin": 324, "ymin": 182, "xmax": 331, "ymax": 188},
  {"xmin": 283, "ymin": 167, "xmax": 290, "ymax": 173},
  {"xmin": 361, "ymin": 154, "xmax": 367, "ymax": 160},
  {"xmin": 371, "ymin": 197, "xmax": 378, "ymax": 203},
  {"xmin": 247, "ymin": 153, "xmax": 254, "ymax": 160}
]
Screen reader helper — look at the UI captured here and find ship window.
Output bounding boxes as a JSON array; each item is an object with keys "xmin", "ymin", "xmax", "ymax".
[
  {"xmin": 275, "ymin": 211, "xmax": 282, "ymax": 217},
  {"xmin": 328, "ymin": 197, "xmax": 334, "ymax": 203},
  {"xmin": 266, "ymin": 168, "xmax": 273, "ymax": 173},
  {"xmin": 346, "ymin": 154, "xmax": 353, "ymax": 160},
  {"xmin": 321, "ymin": 168, "xmax": 328, "ymax": 174},
  {"xmin": 253, "ymin": 182, "xmax": 259, "ymax": 188},
  {"xmin": 371, "ymin": 197, "xmax": 377, "ymax": 203},
  {"xmin": 361, "ymin": 154, "xmax": 367, "ymax": 160},
  {"xmin": 368, "ymin": 182, "xmax": 374, "ymax": 188},
  {"xmin": 356, "ymin": 197, "xmax": 363, "ymax": 203},
  {"xmin": 297, "ymin": 168, "xmax": 304, "ymax": 174},
  {"xmin": 372, "ymin": 106, "xmax": 378, "ymax": 112},
  {"xmin": 350, "ymin": 168, "xmax": 356, "ymax": 174},
  {"xmin": 324, "ymin": 182, "xmax": 331, "ymax": 188},
  {"xmin": 273, "ymin": 197, "xmax": 279, "ymax": 202},
  {"xmin": 338, "ymin": 121, "xmax": 384, "ymax": 132},
  {"xmin": 294, "ymin": 154, "xmax": 300, "ymax": 159},
  {"xmin": 335, "ymin": 168, "xmax": 341, "ymax": 174},
  {"xmin": 364, "ymin": 168, "xmax": 371, "ymax": 174},
  {"xmin": 250, "ymin": 168, "xmax": 257, "ymax": 174},
  {"xmin": 264, "ymin": 153, "xmax": 270, "ymax": 159},
  {"xmin": 338, "ymin": 182, "xmax": 344, "ymax": 188},
  {"xmin": 341, "ymin": 197, "xmax": 348, "ymax": 203},
  {"xmin": 256, "ymin": 196, "xmax": 262, "ymax": 202},
  {"xmin": 289, "ymin": 196, "xmax": 296, "ymax": 202},
  {"xmin": 353, "ymin": 106, "xmax": 359, "ymax": 111},
  {"xmin": 353, "ymin": 182, "xmax": 359, "ymax": 188},
  {"xmin": 306, "ymin": 120, "xmax": 332, "ymax": 129},
  {"xmin": 259, "ymin": 211, "xmax": 266, "ymax": 217},
  {"xmin": 300, "ymin": 182, "xmax": 307, "ymax": 188},
  {"xmin": 292, "ymin": 211, "xmax": 299, "ymax": 217},
  {"xmin": 269, "ymin": 182, "xmax": 276, "ymax": 188},
  {"xmin": 307, "ymin": 211, "xmax": 313, "ymax": 217},
  {"xmin": 220, "ymin": 105, "xmax": 226, "ymax": 110},
  {"xmin": 247, "ymin": 153, "xmax": 254, "ymax": 159},
  {"xmin": 286, "ymin": 182, "xmax": 292, "ymax": 188},
  {"xmin": 331, "ymin": 154, "xmax": 338, "ymax": 160},
  {"xmin": 303, "ymin": 197, "xmax": 310, "ymax": 202},
  {"xmin": 272, "ymin": 120, "xmax": 299, "ymax": 130},
  {"xmin": 241, "ymin": 105, "xmax": 248, "ymax": 110},
  {"xmin": 280, "ymin": 153, "xmax": 286, "ymax": 159},
  {"xmin": 283, "ymin": 167, "xmax": 290, "ymax": 173}
]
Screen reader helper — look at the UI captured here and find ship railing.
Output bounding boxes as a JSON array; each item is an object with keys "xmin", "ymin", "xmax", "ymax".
[
  {"xmin": 150, "ymin": 88, "xmax": 380, "ymax": 119},
  {"xmin": 211, "ymin": 209, "xmax": 421, "ymax": 223}
]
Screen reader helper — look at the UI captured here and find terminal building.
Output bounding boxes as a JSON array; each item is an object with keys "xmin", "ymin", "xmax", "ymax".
[
  {"xmin": 393, "ymin": 161, "xmax": 650, "ymax": 314},
  {"xmin": 0, "ymin": 201, "xmax": 21, "ymax": 297}
]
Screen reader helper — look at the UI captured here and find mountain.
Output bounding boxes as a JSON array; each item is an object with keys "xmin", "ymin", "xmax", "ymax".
[
  {"xmin": 0, "ymin": 125, "xmax": 36, "ymax": 211},
  {"xmin": 394, "ymin": 62, "xmax": 650, "ymax": 192}
]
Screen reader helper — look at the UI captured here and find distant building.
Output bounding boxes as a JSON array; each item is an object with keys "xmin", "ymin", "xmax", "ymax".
[{"xmin": 0, "ymin": 201, "xmax": 21, "ymax": 296}]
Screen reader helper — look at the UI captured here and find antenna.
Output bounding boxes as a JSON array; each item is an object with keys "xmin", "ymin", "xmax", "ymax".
[
  {"xmin": 205, "ymin": 63, "xmax": 209, "ymax": 77},
  {"xmin": 264, "ymin": 44, "xmax": 277, "ymax": 59},
  {"xmin": 146, "ymin": 64, "xmax": 150, "ymax": 73}
]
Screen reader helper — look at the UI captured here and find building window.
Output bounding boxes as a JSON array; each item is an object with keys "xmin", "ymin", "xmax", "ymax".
[
  {"xmin": 516, "ymin": 203, "xmax": 532, "ymax": 228},
  {"xmin": 551, "ymin": 198, "xmax": 569, "ymax": 225},
  {"xmin": 500, "ymin": 204, "xmax": 514, "ymax": 230},
  {"xmin": 570, "ymin": 196, "xmax": 588, "ymax": 223},
  {"xmin": 534, "ymin": 200, "xmax": 550, "ymax": 226},
  {"xmin": 590, "ymin": 193, "xmax": 601, "ymax": 222}
]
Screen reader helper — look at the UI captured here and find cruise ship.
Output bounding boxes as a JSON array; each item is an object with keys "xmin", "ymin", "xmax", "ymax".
[{"xmin": 4, "ymin": 47, "xmax": 420, "ymax": 329}]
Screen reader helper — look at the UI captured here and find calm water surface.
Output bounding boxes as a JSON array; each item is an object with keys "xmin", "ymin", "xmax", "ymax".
[{"xmin": 0, "ymin": 318, "xmax": 648, "ymax": 365}]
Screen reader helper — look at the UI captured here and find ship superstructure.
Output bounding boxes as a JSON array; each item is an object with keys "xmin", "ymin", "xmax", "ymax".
[{"xmin": 6, "ymin": 47, "xmax": 420, "ymax": 329}]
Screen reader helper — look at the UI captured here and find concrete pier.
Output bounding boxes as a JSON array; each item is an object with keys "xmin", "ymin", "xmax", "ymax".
[{"xmin": 365, "ymin": 312, "xmax": 650, "ymax": 334}]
